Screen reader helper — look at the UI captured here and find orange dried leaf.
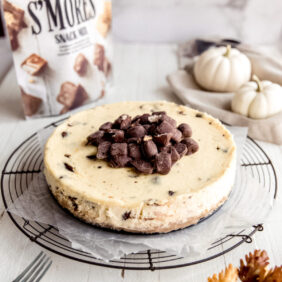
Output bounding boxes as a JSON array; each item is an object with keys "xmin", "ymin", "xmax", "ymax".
[
  {"xmin": 238, "ymin": 250, "xmax": 269, "ymax": 282},
  {"xmin": 208, "ymin": 264, "xmax": 238, "ymax": 282}
]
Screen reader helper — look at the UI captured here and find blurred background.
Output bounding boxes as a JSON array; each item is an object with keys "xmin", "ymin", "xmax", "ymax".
[{"xmin": 113, "ymin": 0, "xmax": 282, "ymax": 44}]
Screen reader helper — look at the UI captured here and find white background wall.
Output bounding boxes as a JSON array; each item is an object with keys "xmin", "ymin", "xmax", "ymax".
[{"xmin": 113, "ymin": 0, "xmax": 282, "ymax": 45}]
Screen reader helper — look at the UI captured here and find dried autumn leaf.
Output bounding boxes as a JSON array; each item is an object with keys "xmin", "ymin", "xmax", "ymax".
[
  {"xmin": 208, "ymin": 264, "xmax": 238, "ymax": 282},
  {"xmin": 238, "ymin": 249, "xmax": 269, "ymax": 282},
  {"xmin": 264, "ymin": 266, "xmax": 282, "ymax": 282}
]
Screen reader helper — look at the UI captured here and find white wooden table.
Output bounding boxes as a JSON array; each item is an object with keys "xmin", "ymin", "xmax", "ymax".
[{"xmin": 0, "ymin": 43, "xmax": 281, "ymax": 282}]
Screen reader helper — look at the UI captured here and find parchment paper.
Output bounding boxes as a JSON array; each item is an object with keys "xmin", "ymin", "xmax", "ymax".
[{"xmin": 7, "ymin": 125, "xmax": 274, "ymax": 261}]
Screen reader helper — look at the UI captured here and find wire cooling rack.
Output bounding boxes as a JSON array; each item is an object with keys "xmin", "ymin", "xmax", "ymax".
[{"xmin": 1, "ymin": 119, "xmax": 277, "ymax": 270}]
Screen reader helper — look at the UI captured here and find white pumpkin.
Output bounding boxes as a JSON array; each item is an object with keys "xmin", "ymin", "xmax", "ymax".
[
  {"xmin": 194, "ymin": 45, "xmax": 251, "ymax": 92},
  {"xmin": 231, "ymin": 75, "xmax": 282, "ymax": 119}
]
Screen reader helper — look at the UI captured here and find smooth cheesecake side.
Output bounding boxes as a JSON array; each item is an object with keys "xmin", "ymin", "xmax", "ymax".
[{"xmin": 44, "ymin": 101, "xmax": 236, "ymax": 233}]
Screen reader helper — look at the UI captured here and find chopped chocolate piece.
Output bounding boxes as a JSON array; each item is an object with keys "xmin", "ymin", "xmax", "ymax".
[
  {"xmin": 127, "ymin": 137, "xmax": 141, "ymax": 143},
  {"xmin": 64, "ymin": 154, "xmax": 71, "ymax": 158},
  {"xmin": 86, "ymin": 155, "xmax": 96, "ymax": 160},
  {"xmin": 153, "ymin": 133, "xmax": 172, "ymax": 146},
  {"xmin": 128, "ymin": 143, "xmax": 142, "ymax": 160},
  {"xmin": 114, "ymin": 114, "xmax": 131, "ymax": 130},
  {"xmin": 94, "ymin": 44, "xmax": 111, "ymax": 76},
  {"xmin": 148, "ymin": 114, "xmax": 161, "ymax": 123},
  {"xmin": 168, "ymin": 190, "xmax": 175, "ymax": 196},
  {"xmin": 131, "ymin": 160, "xmax": 154, "ymax": 174},
  {"xmin": 143, "ymin": 124, "xmax": 151, "ymax": 132},
  {"xmin": 97, "ymin": 141, "xmax": 111, "ymax": 159},
  {"xmin": 178, "ymin": 123, "xmax": 192, "ymax": 137},
  {"xmin": 181, "ymin": 138, "xmax": 199, "ymax": 155},
  {"xmin": 21, "ymin": 54, "xmax": 47, "ymax": 76},
  {"xmin": 106, "ymin": 129, "xmax": 124, "ymax": 143},
  {"xmin": 147, "ymin": 124, "xmax": 157, "ymax": 135},
  {"xmin": 171, "ymin": 129, "xmax": 182, "ymax": 143},
  {"xmin": 57, "ymin": 82, "xmax": 88, "ymax": 111},
  {"xmin": 99, "ymin": 122, "xmax": 113, "ymax": 131},
  {"xmin": 142, "ymin": 140, "xmax": 158, "ymax": 159},
  {"xmin": 20, "ymin": 88, "xmax": 42, "ymax": 116},
  {"xmin": 127, "ymin": 125, "xmax": 146, "ymax": 138},
  {"xmin": 110, "ymin": 155, "xmax": 131, "ymax": 168},
  {"xmin": 64, "ymin": 162, "xmax": 74, "ymax": 172},
  {"xmin": 156, "ymin": 120, "xmax": 175, "ymax": 134},
  {"xmin": 139, "ymin": 113, "xmax": 151, "ymax": 124},
  {"xmin": 122, "ymin": 211, "xmax": 131, "ymax": 220},
  {"xmin": 170, "ymin": 146, "xmax": 180, "ymax": 163},
  {"xmin": 195, "ymin": 113, "xmax": 203, "ymax": 118},
  {"xmin": 132, "ymin": 115, "xmax": 141, "ymax": 123},
  {"xmin": 161, "ymin": 115, "xmax": 177, "ymax": 127},
  {"xmin": 98, "ymin": 166, "xmax": 102, "ymax": 169},
  {"xmin": 110, "ymin": 143, "xmax": 128, "ymax": 156},
  {"xmin": 61, "ymin": 131, "xmax": 68, "ymax": 138},
  {"xmin": 74, "ymin": 53, "xmax": 88, "ymax": 76},
  {"xmin": 174, "ymin": 143, "xmax": 188, "ymax": 157},
  {"xmin": 87, "ymin": 130, "xmax": 105, "ymax": 145},
  {"xmin": 155, "ymin": 152, "xmax": 172, "ymax": 175}
]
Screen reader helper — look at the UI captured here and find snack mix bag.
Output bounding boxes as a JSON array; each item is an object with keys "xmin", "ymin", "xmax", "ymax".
[{"xmin": 3, "ymin": 0, "xmax": 112, "ymax": 117}]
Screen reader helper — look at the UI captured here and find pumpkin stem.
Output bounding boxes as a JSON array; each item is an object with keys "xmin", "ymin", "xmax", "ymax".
[
  {"xmin": 223, "ymin": 45, "xmax": 231, "ymax": 57},
  {"xmin": 252, "ymin": 75, "xmax": 262, "ymax": 92}
]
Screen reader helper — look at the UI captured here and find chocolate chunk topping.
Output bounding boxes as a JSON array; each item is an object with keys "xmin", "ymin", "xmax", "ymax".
[
  {"xmin": 153, "ymin": 133, "xmax": 172, "ymax": 146},
  {"xmin": 142, "ymin": 140, "xmax": 158, "ymax": 159},
  {"xmin": 181, "ymin": 138, "xmax": 199, "ymax": 155},
  {"xmin": 106, "ymin": 129, "xmax": 124, "ymax": 143},
  {"xmin": 122, "ymin": 211, "xmax": 131, "ymax": 220},
  {"xmin": 87, "ymin": 131, "xmax": 105, "ymax": 146},
  {"xmin": 161, "ymin": 115, "xmax": 177, "ymax": 127},
  {"xmin": 86, "ymin": 111, "xmax": 199, "ymax": 174},
  {"xmin": 155, "ymin": 152, "xmax": 172, "ymax": 175},
  {"xmin": 174, "ymin": 143, "xmax": 188, "ymax": 157},
  {"xmin": 97, "ymin": 141, "xmax": 111, "ymax": 159},
  {"xmin": 131, "ymin": 160, "xmax": 154, "ymax": 174},
  {"xmin": 110, "ymin": 155, "xmax": 131, "ymax": 168},
  {"xmin": 114, "ymin": 114, "xmax": 132, "ymax": 130},
  {"xmin": 139, "ymin": 113, "xmax": 151, "ymax": 124},
  {"xmin": 127, "ymin": 125, "xmax": 146, "ymax": 138},
  {"xmin": 128, "ymin": 143, "xmax": 142, "ymax": 159},
  {"xmin": 178, "ymin": 123, "xmax": 192, "ymax": 137},
  {"xmin": 156, "ymin": 121, "xmax": 175, "ymax": 134},
  {"xmin": 170, "ymin": 146, "xmax": 180, "ymax": 163},
  {"xmin": 110, "ymin": 143, "xmax": 128, "ymax": 156},
  {"xmin": 171, "ymin": 129, "xmax": 182, "ymax": 143},
  {"xmin": 99, "ymin": 122, "xmax": 113, "ymax": 131},
  {"xmin": 64, "ymin": 163, "xmax": 74, "ymax": 172}
]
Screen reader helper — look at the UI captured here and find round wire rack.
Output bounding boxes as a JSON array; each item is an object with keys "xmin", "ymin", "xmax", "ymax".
[{"xmin": 1, "ymin": 119, "xmax": 277, "ymax": 270}]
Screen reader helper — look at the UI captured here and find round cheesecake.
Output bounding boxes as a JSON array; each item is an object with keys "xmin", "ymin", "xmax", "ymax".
[{"xmin": 44, "ymin": 101, "xmax": 236, "ymax": 233}]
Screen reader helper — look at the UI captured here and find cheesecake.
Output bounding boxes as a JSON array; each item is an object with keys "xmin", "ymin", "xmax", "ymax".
[{"xmin": 44, "ymin": 101, "xmax": 236, "ymax": 233}]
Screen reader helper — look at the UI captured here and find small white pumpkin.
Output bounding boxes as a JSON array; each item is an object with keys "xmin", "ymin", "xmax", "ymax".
[
  {"xmin": 231, "ymin": 75, "xmax": 282, "ymax": 119},
  {"xmin": 194, "ymin": 45, "xmax": 251, "ymax": 92}
]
